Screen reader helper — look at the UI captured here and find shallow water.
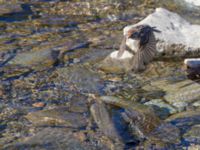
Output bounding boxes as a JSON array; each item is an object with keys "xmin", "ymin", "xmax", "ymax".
[{"xmin": 0, "ymin": 0, "xmax": 200, "ymax": 149}]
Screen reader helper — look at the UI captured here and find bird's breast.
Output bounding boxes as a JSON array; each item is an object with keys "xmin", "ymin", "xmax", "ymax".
[{"xmin": 125, "ymin": 38, "xmax": 139, "ymax": 53}]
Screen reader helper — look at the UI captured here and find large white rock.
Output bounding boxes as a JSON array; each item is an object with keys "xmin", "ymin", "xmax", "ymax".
[
  {"xmin": 184, "ymin": 0, "xmax": 200, "ymax": 6},
  {"xmin": 124, "ymin": 8, "xmax": 200, "ymax": 55}
]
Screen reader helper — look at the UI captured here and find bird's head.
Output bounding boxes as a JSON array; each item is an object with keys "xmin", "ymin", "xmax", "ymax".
[{"xmin": 126, "ymin": 24, "xmax": 160, "ymax": 46}]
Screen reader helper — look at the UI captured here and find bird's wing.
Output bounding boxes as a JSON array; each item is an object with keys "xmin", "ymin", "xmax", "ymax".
[
  {"xmin": 132, "ymin": 33, "xmax": 156, "ymax": 71},
  {"xmin": 132, "ymin": 48, "xmax": 145, "ymax": 72}
]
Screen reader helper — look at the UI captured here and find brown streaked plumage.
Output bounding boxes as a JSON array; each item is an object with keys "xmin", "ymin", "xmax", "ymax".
[{"xmin": 118, "ymin": 24, "xmax": 160, "ymax": 72}]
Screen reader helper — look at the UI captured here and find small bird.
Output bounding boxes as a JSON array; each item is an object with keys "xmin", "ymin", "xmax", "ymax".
[{"xmin": 117, "ymin": 24, "xmax": 160, "ymax": 72}]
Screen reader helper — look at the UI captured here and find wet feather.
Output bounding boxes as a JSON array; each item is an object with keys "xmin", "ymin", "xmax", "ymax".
[{"xmin": 132, "ymin": 25, "xmax": 159, "ymax": 72}]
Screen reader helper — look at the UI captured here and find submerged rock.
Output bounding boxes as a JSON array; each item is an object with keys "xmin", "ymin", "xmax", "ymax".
[
  {"xmin": 0, "ymin": 65, "xmax": 31, "ymax": 80},
  {"xmin": 0, "ymin": 4, "xmax": 22, "ymax": 15},
  {"xmin": 139, "ymin": 123, "xmax": 180, "ymax": 149},
  {"xmin": 100, "ymin": 96, "xmax": 162, "ymax": 137},
  {"xmin": 4, "ymin": 128, "xmax": 92, "ymax": 150},
  {"xmin": 56, "ymin": 66, "xmax": 104, "ymax": 94},
  {"xmin": 25, "ymin": 107, "xmax": 88, "ymax": 128},
  {"xmin": 166, "ymin": 109, "xmax": 200, "ymax": 133},
  {"xmin": 99, "ymin": 96, "xmax": 181, "ymax": 148},
  {"xmin": 90, "ymin": 101, "xmax": 123, "ymax": 147},
  {"xmin": 98, "ymin": 50, "xmax": 133, "ymax": 73},
  {"xmin": 8, "ymin": 49, "xmax": 59, "ymax": 70},
  {"xmin": 124, "ymin": 8, "xmax": 200, "ymax": 57},
  {"xmin": 149, "ymin": 123, "xmax": 180, "ymax": 144},
  {"xmin": 184, "ymin": 124, "xmax": 200, "ymax": 144}
]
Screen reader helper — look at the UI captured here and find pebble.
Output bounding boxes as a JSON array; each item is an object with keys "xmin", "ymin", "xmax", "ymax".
[{"xmin": 32, "ymin": 102, "xmax": 45, "ymax": 108}]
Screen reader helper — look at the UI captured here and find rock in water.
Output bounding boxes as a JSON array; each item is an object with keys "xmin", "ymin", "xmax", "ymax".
[
  {"xmin": 8, "ymin": 49, "xmax": 59, "ymax": 70},
  {"xmin": 124, "ymin": 8, "xmax": 200, "ymax": 57},
  {"xmin": 100, "ymin": 96, "xmax": 162, "ymax": 137},
  {"xmin": 56, "ymin": 66, "xmax": 103, "ymax": 93},
  {"xmin": 151, "ymin": 79, "xmax": 200, "ymax": 111},
  {"xmin": 25, "ymin": 107, "xmax": 88, "ymax": 128},
  {"xmin": 184, "ymin": 58, "xmax": 200, "ymax": 68},
  {"xmin": 4, "ymin": 128, "xmax": 91, "ymax": 150},
  {"xmin": 98, "ymin": 50, "xmax": 133, "ymax": 73},
  {"xmin": 184, "ymin": 124, "xmax": 200, "ymax": 144},
  {"xmin": 184, "ymin": 58, "xmax": 200, "ymax": 78},
  {"xmin": 90, "ymin": 101, "xmax": 123, "ymax": 146}
]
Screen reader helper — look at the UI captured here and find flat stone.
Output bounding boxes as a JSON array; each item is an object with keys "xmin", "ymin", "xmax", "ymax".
[
  {"xmin": 8, "ymin": 49, "xmax": 59, "ymax": 70},
  {"xmin": 3, "ymin": 128, "xmax": 91, "ymax": 150},
  {"xmin": 151, "ymin": 79, "xmax": 200, "ymax": 110},
  {"xmin": 166, "ymin": 109, "xmax": 200, "ymax": 130},
  {"xmin": 25, "ymin": 107, "xmax": 88, "ymax": 128},
  {"xmin": 149, "ymin": 123, "xmax": 181, "ymax": 144},
  {"xmin": 56, "ymin": 66, "xmax": 104, "ymax": 93},
  {"xmin": 90, "ymin": 102, "xmax": 123, "ymax": 145},
  {"xmin": 124, "ymin": 8, "xmax": 200, "ymax": 56},
  {"xmin": 100, "ymin": 96, "xmax": 162, "ymax": 136},
  {"xmin": 144, "ymin": 99, "xmax": 177, "ymax": 119}
]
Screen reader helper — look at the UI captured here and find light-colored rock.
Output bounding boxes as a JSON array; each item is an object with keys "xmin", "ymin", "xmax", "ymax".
[
  {"xmin": 187, "ymin": 144, "xmax": 200, "ymax": 150},
  {"xmin": 144, "ymin": 99, "xmax": 177, "ymax": 119},
  {"xmin": 150, "ymin": 79, "xmax": 200, "ymax": 111},
  {"xmin": 184, "ymin": 58, "xmax": 200, "ymax": 68},
  {"xmin": 192, "ymin": 100, "xmax": 200, "ymax": 107},
  {"xmin": 184, "ymin": 0, "xmax": 200, "ymax": 6},
  {"xmin": 124, "ymin": 8, "xmax": 200, "ymax": 56},
  {"xmin": 98, "ymin": 50, "xmax": 134, "ymax": 73}
]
